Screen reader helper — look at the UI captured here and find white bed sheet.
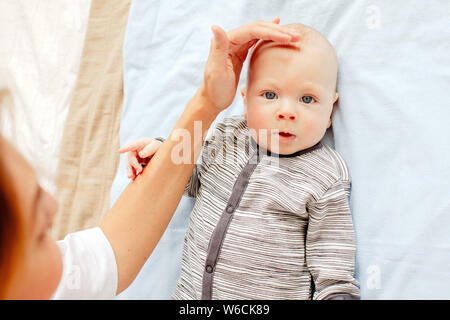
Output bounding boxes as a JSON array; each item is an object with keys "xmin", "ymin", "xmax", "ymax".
[
  {"xmin": 0, "ymin": 0, "xmax": 91, "ymax": 194},
  {"xmin": 112, "ymin": 0, "xmax": 450, "ymax": 299}
]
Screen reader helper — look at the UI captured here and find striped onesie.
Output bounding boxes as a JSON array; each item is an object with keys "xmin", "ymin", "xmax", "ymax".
[{"xmin": 172, "ymin": 116, "xmax": 359, "ymax": 300}]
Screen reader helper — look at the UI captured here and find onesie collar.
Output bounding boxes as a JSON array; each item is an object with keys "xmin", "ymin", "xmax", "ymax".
[{"xmin": 250, "ymin": 136, "xmax": 323, "ymax": 158}]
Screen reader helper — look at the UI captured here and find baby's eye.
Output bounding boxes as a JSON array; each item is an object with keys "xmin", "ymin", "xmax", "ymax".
[
  {"xmin": 301, "ymin": 96, "xmax": 316, "ymax": 104},
  {"xmin": 263, "ymin": 92, "xmax": 277, "ymax": 100}
]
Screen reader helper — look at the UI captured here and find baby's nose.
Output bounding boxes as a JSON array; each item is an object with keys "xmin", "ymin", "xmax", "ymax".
[{"xmin": 277, "ymin": 110, "xmax": 297, "ymax": 120}]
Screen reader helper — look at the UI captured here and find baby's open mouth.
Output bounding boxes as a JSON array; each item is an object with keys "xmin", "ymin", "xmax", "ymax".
[{"xmin": 278, "ymin": 132, "xmax": 295, "ymax": 138}]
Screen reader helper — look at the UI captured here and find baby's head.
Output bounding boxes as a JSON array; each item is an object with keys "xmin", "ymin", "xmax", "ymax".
[{"xmin": 241, "ymin": 23, "xmax": 339, "ymax": 155}]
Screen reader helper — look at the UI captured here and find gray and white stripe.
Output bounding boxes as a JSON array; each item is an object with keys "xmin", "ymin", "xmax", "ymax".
[{"xmin": 173, "ymin": 116, "xmax": 359, "ymax": 300}]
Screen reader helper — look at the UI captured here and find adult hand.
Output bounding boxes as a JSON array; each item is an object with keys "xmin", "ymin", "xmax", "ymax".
[{"xmin": 199, "ymin": 17, "xmax": 301, "ymax": 112}]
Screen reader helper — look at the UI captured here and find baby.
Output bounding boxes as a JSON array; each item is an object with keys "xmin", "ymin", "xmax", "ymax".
[{"xmin": 120, "ymin": 23, "xmax": 359, "ymax": 300}]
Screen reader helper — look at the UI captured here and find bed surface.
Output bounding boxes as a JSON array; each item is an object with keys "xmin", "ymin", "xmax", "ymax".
[{"xmin": 113, "ymin": 0, "xmax": 450, "ymax": 299}]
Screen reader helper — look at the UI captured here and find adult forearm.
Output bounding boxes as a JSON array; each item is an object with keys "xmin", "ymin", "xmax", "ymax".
[{"xmin": 100, "ymin": 90, "xmax": 219, "ymax": 294}]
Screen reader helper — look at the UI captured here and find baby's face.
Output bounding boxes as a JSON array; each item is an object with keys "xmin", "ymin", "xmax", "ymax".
[{"xmin": 242, "ymin": 37, "xmax": 338, "ymax": 155}]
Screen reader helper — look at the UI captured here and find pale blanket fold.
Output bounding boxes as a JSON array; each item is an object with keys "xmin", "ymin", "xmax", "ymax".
[{"xmin": 53, "ymin": 0, "xmax": 131, "ymax": 239}]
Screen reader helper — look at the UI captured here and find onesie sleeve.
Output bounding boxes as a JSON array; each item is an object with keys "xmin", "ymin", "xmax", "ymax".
[
  {"xmin": 52, "ymin": 227, "xmax": 118, "ymax": 300},
  {"xmin": 305, "ymin": 178, "xmax": 360, "ymax": 300}
]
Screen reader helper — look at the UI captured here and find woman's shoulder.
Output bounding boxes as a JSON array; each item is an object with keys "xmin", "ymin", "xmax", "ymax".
[{"xmin": 52, "ymin": 227, "xmax": 117, "ymax": 300}]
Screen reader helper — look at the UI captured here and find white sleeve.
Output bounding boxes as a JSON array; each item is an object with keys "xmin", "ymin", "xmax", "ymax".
[{"xmin": 51, "ymin": 227, "xmax": 118, "ymax": 300}]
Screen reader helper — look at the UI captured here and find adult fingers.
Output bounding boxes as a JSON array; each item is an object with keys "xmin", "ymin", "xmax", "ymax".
[
  {"xmin": 232, "ymin": 38, "xmax": 258, "ymax": 66},
  {"xmin": 118, "ymin": 137, "xmax": 154, "ymax": 153},
  {"xmin": 230, "ymin": 19, "xmax": 300, "ymax": 71},
  {"xmin": 227, "ymin": 20, "xmax": 300, "ymax": 46},
  {"xmin": 138, "ymin": 140, "xmax": 162, "ymax": 158}
]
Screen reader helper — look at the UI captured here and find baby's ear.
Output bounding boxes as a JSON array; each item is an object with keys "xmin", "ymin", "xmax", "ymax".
[
  {"xmin": 240, "ymin": 85, "xmax": 247, "ymax": 119},
  {"xmin": 328, "ymin": 92, "xmax": 339, "ymax": 128}
]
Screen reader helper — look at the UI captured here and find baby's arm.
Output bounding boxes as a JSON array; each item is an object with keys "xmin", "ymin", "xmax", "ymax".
[{"xmin": 306, "ymin": 178, "xmax": 360, "ymax": 300}]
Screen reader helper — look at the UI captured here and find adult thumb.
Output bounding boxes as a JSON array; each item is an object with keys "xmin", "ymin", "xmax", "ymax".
[{"xmin": 210, "ymin": 25, "xmax": 229, "ymax": 63}]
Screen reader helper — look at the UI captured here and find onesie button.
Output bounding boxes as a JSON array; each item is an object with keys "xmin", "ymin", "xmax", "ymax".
[
  {"xmin": 205, "ymin": 265, "xmax": 213, "ymax": 273},
  {"xmin": 226, "ymin": 205, "xmax": 234, "ymax": 213}
]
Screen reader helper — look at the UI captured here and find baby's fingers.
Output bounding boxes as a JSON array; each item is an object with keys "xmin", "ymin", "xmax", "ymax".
[
  {"xmin": 138, "ymin": 140, "xmax": 162, "ymax": 158},
  {"xmin": 126, "ymin": 162, "xmax": 135, "ymax": 180},
  {"xmin": 127, "ymin": 151, "xmax": 143, "ymax": 176},
  {"xmin": 118, "ymin": 137, "xmax": 154, "ymax": 154}
]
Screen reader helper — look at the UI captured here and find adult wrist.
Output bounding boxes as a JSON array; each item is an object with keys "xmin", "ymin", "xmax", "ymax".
[{"xmin": 193, "ymin": 83, "xmax": 221, "ymax": 118}]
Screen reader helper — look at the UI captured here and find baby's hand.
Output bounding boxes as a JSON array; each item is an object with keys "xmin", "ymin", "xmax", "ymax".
[{"xmin": 118, "ymin": 137, "xmax": 163, "ymax": 180}]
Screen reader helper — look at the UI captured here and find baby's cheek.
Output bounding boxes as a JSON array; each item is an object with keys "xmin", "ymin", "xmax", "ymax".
[
  {"xmin": 252, "ymin": 107, "xmax": 275, "ymax": 130},
  {"xmin": 247, "ymin": 118, "xmax": 270, "ymax": 149},
  {"xmin": 300, "ymin": 116, "xmax": 326, "ymax": 142},
  {"xmin": 247, "ymin": 110, "xmax": 263, "ymax": 128}
]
